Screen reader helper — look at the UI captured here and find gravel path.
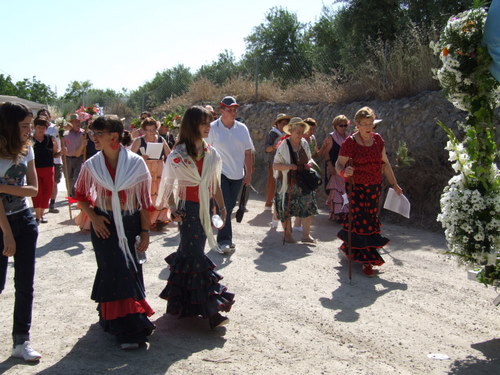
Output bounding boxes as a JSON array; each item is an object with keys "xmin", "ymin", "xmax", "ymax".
[{"xmin": 0, "ymin": 189, "xmax": 498, "ymax": 375}]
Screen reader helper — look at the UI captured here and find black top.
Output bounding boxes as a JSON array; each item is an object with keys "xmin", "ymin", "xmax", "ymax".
[
  {"xmin": 33, "ymin": 134, "xmax": 54, "ymax": 168},
  {"xmin": 160, "ymin": 133, "xmax": 175, "ymax": 149},
  {"xmin": 85, "ymin": 137, "xmax": 98, "ymax": 160},
  {"xmin": 137, "ymin": 136, "xmax": 166, "ymax": 160},
  {"xmin": 328, "ymin": 134, "xmax": 341, "ymax": 164}
]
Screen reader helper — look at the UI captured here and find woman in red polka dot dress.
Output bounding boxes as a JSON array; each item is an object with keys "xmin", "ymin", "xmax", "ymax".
[{"xmin": 335, "ymin": 107, "xmax": 402, "ymax": 276}]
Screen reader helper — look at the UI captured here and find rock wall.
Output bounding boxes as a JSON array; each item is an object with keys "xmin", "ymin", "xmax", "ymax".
[{"xmin": 236, "ymin": 90, "xmax": 499, "ymax": 231}]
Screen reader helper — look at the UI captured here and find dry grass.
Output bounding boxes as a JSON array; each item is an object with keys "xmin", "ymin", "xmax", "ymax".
[{"xmin": 156, "ymin": 26, "xmax": 439, "ymax": 112}]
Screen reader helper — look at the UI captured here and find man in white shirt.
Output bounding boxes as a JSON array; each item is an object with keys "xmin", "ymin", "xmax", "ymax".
[{"xmin": 207, "ymin": 96, "xmax": 254, "ymax": 253}]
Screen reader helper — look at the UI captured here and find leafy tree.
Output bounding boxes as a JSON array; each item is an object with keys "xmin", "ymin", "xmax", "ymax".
[
  {"xmin": 128, "ymin": 64, "xmax": 193, "ymax": 112},
  {"xmin": 401, "ymin": 0, "xmax": 474, "ymax": 29},
  {"xmin": 14, "ymin": 76, "xmax": 56, "ymax": 104},
  {"xmin": 309, "ymin": 6, "xmax": 344, "ymax": 74},
  {"xmin": 244, "ymin": 6, "xmax": 313, "ymax": 85},
  {"xmin": 196, "ymin": 50, "xmax": 243, "ymax": 85},
  {"xmin": 63, "ymin": 80, "xmax": 93, "ymax": 102},
  {"xmin": 0, "ymin": 74, "xmax": 17, "ymax": 96}
]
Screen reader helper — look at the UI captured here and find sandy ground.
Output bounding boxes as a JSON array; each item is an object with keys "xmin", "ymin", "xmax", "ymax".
[{"xmin": 0, "ymin": 185, "xmax": 499, "ymax": 375}]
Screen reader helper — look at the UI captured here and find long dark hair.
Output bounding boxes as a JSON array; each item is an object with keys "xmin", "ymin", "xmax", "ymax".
[
  {"xmin": 0, "ymin": 102, "xmax": 33, "ymax": 160},
  {"xmin": 177, "ymin": 106, "xmax": 213, "ymax": 158}
]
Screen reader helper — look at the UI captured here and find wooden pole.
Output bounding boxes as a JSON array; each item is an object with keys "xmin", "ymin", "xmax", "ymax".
[
  {"xmin": 347, "ymin": 176, "xmax": 353, "ymax": 281},
  {"xmin": 62, "ymin": 155, "xmax": 73, "ymax": 220}
]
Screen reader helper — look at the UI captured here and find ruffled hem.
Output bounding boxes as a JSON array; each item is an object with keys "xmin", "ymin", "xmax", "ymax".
[
  {"xmin": 159, "ymin": 252, "xmax": 235, "ymax": 318},
  {"xmin": 98, "ymin": 308, "xmax": 155, "ymax": 343},
  {"xmin": 101, "ymin": 298, "xmax": 155, "ymax": 320},
  {"xmin": 337, "ymin": 229, "xmax": 388, "ymax": 266}
]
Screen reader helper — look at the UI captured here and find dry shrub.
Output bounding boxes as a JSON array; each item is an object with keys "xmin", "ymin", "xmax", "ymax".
[
  {"xmin": 183, "ymin": 77, "xmax": 220, "ymax": 103},
  {"xmin": 347, "ymin": 25, "xmax": 440, "ymax": 101},
  {"xmin": 156, "ymin": 27, "xmax": 439, "ymax": 111},
  {"xmin": 283, "ymin": 72, "xmax": 344, "ymax": 103},
  {"xmin": 220, "ymin": 77, "xmax": 256, "ymax": 102},
  {"xmin": 105, "ymin": 101, "xmax": 135, "ymax": 119},
  {"xmin": 254, "ymin": 80, "xmax": 285, "ymax": 102}
]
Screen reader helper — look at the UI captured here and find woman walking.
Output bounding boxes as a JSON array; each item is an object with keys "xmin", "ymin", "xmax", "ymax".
[
  {"xmin": 156, "ymin": 105, "xmax": 234, "ymax": 329},
  {"xmin": 31, "ymin": 115, "xmax": 58, "ymax": 224},
  {"xmin": 131, "ymin": 117, "xmax": 171, "ymax": 230},
  {"xmin": 273, "ymin": 117, "xmax": 319, "ymax": 243},
  {"xmin": 319, "ymin": 115, "xmax": 350, "ymax": 222},
  {"xmin": 335, "ymin": 107, "xmax": 402, "ymax": 277},
  {"xmin": 0, "ymin": 102, "xmax": 41, "ymax": 361},
  {"xmin": 75, "ymin": 116, "xmax": 155, "ymax": 349}
]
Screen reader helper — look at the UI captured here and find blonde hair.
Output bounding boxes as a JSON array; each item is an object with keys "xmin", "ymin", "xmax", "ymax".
[
  {"xmin": 332, "ymin": 115, "xmax": 349, "ymax": 128},
  {"xmin": 354, "ymin": 107, "xmax": 375, "ymax": 122}
]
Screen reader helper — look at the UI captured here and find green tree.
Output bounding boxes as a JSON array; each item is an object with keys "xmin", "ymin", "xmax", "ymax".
[
  {"xmin": 244, "ymin": 6, "xmax": 313, "ymax": 85},
  {"xmin": 309, "ymin": 6, "xmax": 344, "ymax": 74},
  {"xmin": 128, "ymin": 64, "xmax": 193, "ymax": 112},
  {"xmin": 401, "ymin": 0, "xmax": 474, "ymax": 29},
  {"xmin": 196, "ymin": 50, "xmax": 243, "ymax": 85},
  {"xmin": 15, "ymin": 76, "xmax": 56, "ymax": 104},
  {"xmin": 63, "ymin": 80, "xmax": 93, "ymax": 102},
  {"xmin": 0, "ymin": 74, "xmax": 17, "ymax": 96}
]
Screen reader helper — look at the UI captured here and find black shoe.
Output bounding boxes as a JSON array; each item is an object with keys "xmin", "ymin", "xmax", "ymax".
[
  {"xmin": 40, "ymin": 217, "xmax": 48, "ymax": 223},
  {"xmin": 48, "ymin": 207, "xmax": 59, "ymax": 213},
  {"xmin": 209, "ymin": 313, "xmax": 229, "ymax": 329}
]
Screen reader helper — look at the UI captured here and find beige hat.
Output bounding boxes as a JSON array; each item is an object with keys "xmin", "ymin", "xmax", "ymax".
[
  {"xmin": 283, "ymin": 117, "xmax": 310, "ymax": 135},
  {"xmin": 273, "ymin": 113, "xmax": 291, "ymax": 125},
  {"xmin": 69, "ymin": 113, "xmax": 79, "ymax": 121}
]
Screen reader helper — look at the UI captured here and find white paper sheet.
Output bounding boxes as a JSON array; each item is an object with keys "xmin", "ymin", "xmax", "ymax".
[
  {"xmin": 342, "ymin": 193, "xmax": 349, "ymax": 206},
  {"xmin": 383, "ymin": 188, "xmax": 411, "ymax": 218},
  {"xmin": 145, "ymin": 142, "xmax": 163, "ymax": 160}
]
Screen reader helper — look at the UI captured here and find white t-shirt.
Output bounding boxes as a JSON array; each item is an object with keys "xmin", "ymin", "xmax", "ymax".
[
  {"xmin": 206, "ymin": 118, "xmax": 255, "ymax": 180},
  {"xmin": 0, "ymin": 146, "xmax": 34, "ymax": 215},
  {"xmin": 46, "ymin": 123, "xmax": 62, "ymax": 164}
]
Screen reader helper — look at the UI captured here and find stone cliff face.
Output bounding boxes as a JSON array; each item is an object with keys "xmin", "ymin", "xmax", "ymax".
[{"xmin": 236, "ymin": 90, "xmax": 499, "ymax": 231}]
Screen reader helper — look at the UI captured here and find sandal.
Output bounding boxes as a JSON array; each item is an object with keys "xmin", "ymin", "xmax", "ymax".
[
  {"xmin": 284, "ymin": 236, "xmax": 297, "ymax": 244},
  {"xmin": 301, "ymin": 236, "xmax": 317, "ymax": 243}
]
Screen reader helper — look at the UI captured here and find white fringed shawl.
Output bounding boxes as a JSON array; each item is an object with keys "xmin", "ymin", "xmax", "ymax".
[
  {"xmin": 273, "ymin": 137, "xmax": 312, "ymax": 211},
  {"xmin": 75, "ymin": 146, "xmax": 152, "ymax": 265},
  {"xmin": 156, "ymin": 142, "xmax": 221, "ymax": 249}
]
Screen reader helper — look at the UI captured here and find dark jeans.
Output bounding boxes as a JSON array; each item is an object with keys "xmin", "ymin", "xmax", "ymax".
[
  {"xmin": 0, "ymin": 209, "xmax": 38, "ymax": 344},
  {"xmin": 217, "ymin": 174, "xmax": 243, "ymax": 246}
]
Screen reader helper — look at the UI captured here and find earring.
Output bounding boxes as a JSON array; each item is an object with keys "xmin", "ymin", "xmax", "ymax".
[{"xmin": 111, "ymin": 139, "xmax": 120, "ymax": 150}]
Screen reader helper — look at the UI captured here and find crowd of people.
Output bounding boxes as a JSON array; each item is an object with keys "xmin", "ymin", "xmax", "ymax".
[{"xmin": 0, "ymin": 97, "xmax": 402, "ymax": 361}]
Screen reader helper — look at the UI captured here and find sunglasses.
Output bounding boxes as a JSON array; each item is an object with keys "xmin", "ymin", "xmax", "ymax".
[{"xmin": 337, "ymin": 124, "xmax": 348, "ymax": 128}]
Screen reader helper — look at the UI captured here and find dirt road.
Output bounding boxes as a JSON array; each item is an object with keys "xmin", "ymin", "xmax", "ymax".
[{"xmin": 0, "ymin": 190, "xmax": 498, "ymax": 375}]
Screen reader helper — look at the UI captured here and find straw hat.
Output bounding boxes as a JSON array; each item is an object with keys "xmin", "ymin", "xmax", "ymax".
[
  {"xmin": 283, "ymin": 117, "xmax": 310, "ymax": 135},
  {"xmin": 273, "ymin": 113, "xmax": 291, "ymax": 125}
]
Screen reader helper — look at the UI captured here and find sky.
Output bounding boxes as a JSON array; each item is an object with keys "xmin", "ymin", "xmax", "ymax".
[{"xmin": 0, "ymin": 0, "xmax": 337, "ymax": 96}]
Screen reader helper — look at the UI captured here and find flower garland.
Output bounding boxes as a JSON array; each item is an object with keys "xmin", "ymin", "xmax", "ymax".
[
  {"xmin": 75, "ymin": 104, "xmax": 102, "ymax": 123},
  {"xmin": 432, "ymin": 5, "xmax": 500, "ymax": 286},
  {"xmin": 430, "ymin": 7, "xmax": 500, "ymax": 112},
  {"xmin": 163, "ymin": 113, "xmax": 182, "ymax": 129}
]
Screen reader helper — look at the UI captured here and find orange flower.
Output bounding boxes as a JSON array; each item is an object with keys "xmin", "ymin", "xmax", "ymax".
[{"xmin": 442, "ymin": 48, "xmax": 449, "ymax": 57}]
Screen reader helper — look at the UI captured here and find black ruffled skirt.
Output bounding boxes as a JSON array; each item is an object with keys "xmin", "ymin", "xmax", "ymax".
[
  {"xmin": 91, "ymin": 208, "xmax": 155, "ymax": 344},
  {"xmin": 159, "ymin": 201, "xmax": 234, "ymax": 318},
  {"xmin": 337, "ymin": 184, "xmax": 388, "ymax": 266}
]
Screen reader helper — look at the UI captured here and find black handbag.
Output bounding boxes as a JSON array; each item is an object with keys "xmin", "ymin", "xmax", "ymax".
[{"xmin": 286, "ymin": 139, "xmax": 322, "ymax": 195}]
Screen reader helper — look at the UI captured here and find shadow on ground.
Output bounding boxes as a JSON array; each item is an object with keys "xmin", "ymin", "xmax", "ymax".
[
  {"xmin": 447, "ymin": 338, "xmax": 500, "ymax": 375},
  {"xmin": 0, "ymin": 315, "xmax": 227, "ymax": 375},
  {"xmin": 319, "ymin": 257, "xmax": 408, "ymax": 322}
]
